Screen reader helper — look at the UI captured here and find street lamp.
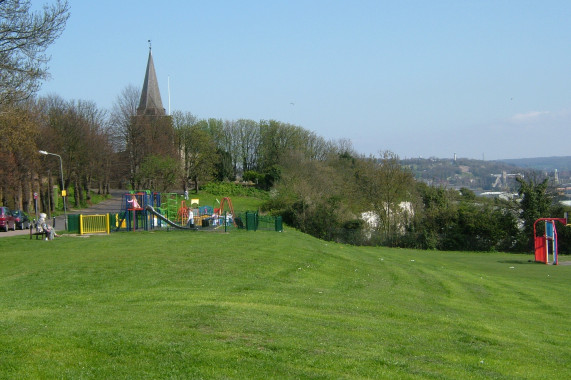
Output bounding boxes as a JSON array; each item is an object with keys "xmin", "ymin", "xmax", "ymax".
[{"xmin": 39, "ymin": 150, "xmax": 67, "ymax": 231}]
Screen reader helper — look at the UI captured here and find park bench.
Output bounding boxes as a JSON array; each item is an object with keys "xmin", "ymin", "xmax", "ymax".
[{"xmin": 30, "ymin": 227, "xmax": 48, "ymax": 240}]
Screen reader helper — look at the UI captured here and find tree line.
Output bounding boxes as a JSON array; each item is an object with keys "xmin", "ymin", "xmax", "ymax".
[
  {"xmin": 261, "ymin": 150, "xmax": 569, "ymax": 254},
  {"xmin": 0, "ymin": 88, "xmax": 352, "ymax": 211}
]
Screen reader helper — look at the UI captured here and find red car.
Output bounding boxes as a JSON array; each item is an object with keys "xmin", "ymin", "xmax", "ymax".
[{"xmin": 0, "ymin": 207, "xmax": 15, "ymax": 232}]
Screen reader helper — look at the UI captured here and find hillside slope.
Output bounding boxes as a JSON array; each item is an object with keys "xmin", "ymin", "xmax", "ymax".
[{"xmin": 1, "ymin": 230, "xmax": 569, "ymax": 378}]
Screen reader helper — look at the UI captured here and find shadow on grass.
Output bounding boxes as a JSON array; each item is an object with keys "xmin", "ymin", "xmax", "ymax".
[{"xmin": 497, "ymin": 259, "xmax": 538, "ymax": 264}]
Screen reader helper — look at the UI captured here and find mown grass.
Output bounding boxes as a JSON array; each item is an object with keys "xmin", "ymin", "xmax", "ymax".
[{"xmin": 0, "ymin": 229, "xmax": 569, "ymax": 379}]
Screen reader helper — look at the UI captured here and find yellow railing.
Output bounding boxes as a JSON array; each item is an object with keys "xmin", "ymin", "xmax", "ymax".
[{"xmin": 79, "ymin": 214, "xmax": 110, "ymax": 235}]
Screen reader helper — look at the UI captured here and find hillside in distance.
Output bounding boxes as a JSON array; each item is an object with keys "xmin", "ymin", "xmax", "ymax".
[
  {"xmin": 497, "ymin": 156, "xmax": 571, "ymax": 171},
  {"xmin": 400, "ymin": 156, "xmax": 566, "ymax": 191}
]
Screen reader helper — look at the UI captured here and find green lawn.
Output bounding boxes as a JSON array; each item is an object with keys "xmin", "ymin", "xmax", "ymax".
[{"xmin": 0, "ymin": 229, "xmax": 569, "ymax": 379}]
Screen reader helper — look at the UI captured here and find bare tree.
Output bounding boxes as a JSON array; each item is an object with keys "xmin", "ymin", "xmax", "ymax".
[
  {"xmin": 0, "ymin": 0, "xmax": 70, "ymax": 108},
  {"xmin": 109, "ymin": 84, "xmax": 140, "ymax": 152}
]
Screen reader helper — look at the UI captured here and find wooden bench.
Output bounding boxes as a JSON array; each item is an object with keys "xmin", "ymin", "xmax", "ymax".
[{"xmin": 30, "ymin": 229, "xmax": 48, "ymax": 240}]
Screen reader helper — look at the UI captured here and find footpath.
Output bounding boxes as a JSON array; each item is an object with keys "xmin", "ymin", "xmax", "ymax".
[
  {"xmin": 53, "ymin": 189, "xmax": 125, "ymax": 231},
  {"xmin": 0, "ymin": 190, "xmax": 126, "ymax": 238}
]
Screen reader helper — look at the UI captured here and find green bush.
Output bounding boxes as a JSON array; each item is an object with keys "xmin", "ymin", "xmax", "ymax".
[{"xmin": 201, "ymin": 182, "xmax": 269, "ymax": 199}]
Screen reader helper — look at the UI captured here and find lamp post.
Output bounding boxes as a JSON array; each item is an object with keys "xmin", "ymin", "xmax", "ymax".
[{"xmin": 39, "ymin": 150, "xmax": 67, "ymax": 231}]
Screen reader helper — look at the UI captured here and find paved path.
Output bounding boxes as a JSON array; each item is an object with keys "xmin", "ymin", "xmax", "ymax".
[{"xmin": 54, "ymin": 189, "xmax": 125, "ymax": 229}]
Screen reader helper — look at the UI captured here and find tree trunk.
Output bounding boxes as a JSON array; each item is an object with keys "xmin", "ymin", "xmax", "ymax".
[
  {"xmin": 74, "ymin": 177, "xmax": 81, "ymax": 208},
  {"xmin": 0, "ymin": 184, "xmax": 6, "ymax": 206},
  {"xmin": 33, "ymin": 172, "xmax": 41, "ymax": 219},
  {"xmin": 14, "ymin": 182, "xmax": 22, "ymax": 210},
  {"xmin": 84, "ymin": 174, "xmax": 90, "ymax": 200},
  {"xmin": 48, "ymin": 170, "xmax": 54, "ymax": 214},
  {"xmin": 41, "ymin": 181, "xmax": 49, "ymax": 217},
  {"xmin": 22, "ymin": 172, "xmax": 31, "ymax": 214}
]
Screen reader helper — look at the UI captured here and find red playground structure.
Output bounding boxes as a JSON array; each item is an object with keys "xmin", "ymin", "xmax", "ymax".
[{"xmin": 533, "ymin": 215, "xmax": 568, "ymax": 265}]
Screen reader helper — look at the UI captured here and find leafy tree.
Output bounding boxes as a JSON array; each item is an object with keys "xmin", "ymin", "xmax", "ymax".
[
  {"xmin": 214, "ymin": 148, "xmax": 233, "ymax": 181},
  {"xmin": 135, "ymin": 155, "xmax": 180, "ymax": 192},
  {"xmin": 517, "ymin": 177, "xmax": 551, "ymax": 251},
  {"xmin": 402, "ymin": 183, "xmax": 458, "ymax": 250},
  {"xmin": 355, "ymin": 151, "xmax": 415, "ymax": 244},
  {"xmin": 263, "ymin": 150, "xmax": 354, "ymax": 241},
  {"xmin": 183, "ymin": 125, "xmax": 218, "ymax": 193},
  {"xmin": 0, "ymin": 0, "xmax": 70, "ymax": 107},
  {"xmin": 444, "ymin": 197, "xmax": 518, "ymax": 252}
]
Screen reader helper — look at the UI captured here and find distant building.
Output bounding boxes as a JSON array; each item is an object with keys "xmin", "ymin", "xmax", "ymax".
[{"xmin": 478, "ymin": 191, "xmax": 517, "ymax": 200}]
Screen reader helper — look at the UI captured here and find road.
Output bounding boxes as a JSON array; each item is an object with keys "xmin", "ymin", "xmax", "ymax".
[{"xmin": 0, "ymin": 190, "xmax": 125, "ymax": 238}]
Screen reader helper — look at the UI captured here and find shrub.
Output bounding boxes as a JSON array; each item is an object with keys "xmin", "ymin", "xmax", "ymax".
[{"xmin": 202, "ymin": 182, "xmax": 269, "ymax": 199}]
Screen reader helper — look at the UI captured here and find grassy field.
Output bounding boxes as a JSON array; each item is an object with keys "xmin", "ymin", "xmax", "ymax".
[{"xmin": 0, "ymin": 229, "xmax": 569, "ymax": 379}]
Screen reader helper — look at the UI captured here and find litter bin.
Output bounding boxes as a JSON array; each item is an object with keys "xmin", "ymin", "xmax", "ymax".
[
  {"xmin": 67, "ymin": 214, "xmax": 80, "ymax": 234},
  {"xmin": 275, "ymin": 216, "xmax": 283, "ymax": 232},
  {"xmin": 246, "ymin": 211, "xmax": 257, "ymax": 231}
]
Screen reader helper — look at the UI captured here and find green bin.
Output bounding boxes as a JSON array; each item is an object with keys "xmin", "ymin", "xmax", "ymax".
[
  {"xmin": 246, "ymin": 211, "xmax": 257, "ymax": 231},
  {"xmin": 109, "ymin": 213, "xmax": 117, "ymax": 230},
  {"xmin": 275, "ymin": 216, "xmax": 283, "ymax": 232},
  {"xmin": 67, "ymin": 214, "xmax": 80, "ymax": 233}
]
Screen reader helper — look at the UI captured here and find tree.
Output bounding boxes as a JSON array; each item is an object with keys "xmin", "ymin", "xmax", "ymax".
[
  {"xmin": 110, "ymin": 84, "xmax": 176, "ymax": 189},
  {"xmin": 135, "ymin": 155, "xmax": 180, "ymax": 192},
  {"xmin": 0, "ymin": 0, "xmax": 70, "ymax": 107},
  {"xmin": 517, "ymin": 176, "xmax": 552, "ymax": 251},
  {"xmin": 109, "ymin": 84, "xmax": 140, "ymax": 152},
  {"xmin": 355, "ymin": 151, "xmax": 415, "ymax": 244},
  {"xmin": 0, "ymin": 102, "xmax": 40, "ymax": 211},
  {"xmin": 235, "ymin": 119, "xmax": 260, "ymax": 173},
  {"xmin": 263, "ymin": 150, "xmax": 353, "ymax": 240},
  {"xmin": 183, "ymin": 125, "xmax": 218, "ymax": 193}
]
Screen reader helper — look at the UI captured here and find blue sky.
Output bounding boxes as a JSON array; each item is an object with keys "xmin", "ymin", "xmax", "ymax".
[{"xmin": 39, "ymin": 0, "xmax": 571, "ymax": 160}]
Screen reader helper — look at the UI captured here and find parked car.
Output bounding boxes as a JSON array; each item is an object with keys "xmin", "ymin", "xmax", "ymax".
[
  {"xmin": 11, "ymin": 210, "xmax": 30, "ymax": 230},
  {"xmin": 0, "ymin": 207, "xmax": 15, "ymax": 232}
]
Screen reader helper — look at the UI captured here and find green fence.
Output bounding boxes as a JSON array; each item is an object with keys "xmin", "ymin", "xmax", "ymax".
[
  {"xmin": 235, "ymin": 211, "xmax": 282, "ymax": 232},
  {"xmin": 68, "ymin": 211, "xmax": 283, "ymax": 233}
]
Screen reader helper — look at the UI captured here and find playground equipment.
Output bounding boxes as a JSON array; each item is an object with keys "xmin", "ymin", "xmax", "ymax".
[
  {"xmin": 118, "ymin": 191, "xmax": 167, "ymax": 231},
  {"xmin": 533, "ymin": 215, "xmax": 568, "ymax": 265},
  {"xmin": 158, "ymin": 193, "xmax": 182, "ymax": 223},
  {"xmin": 214, "ymin": 197, "xmax": 236, "ymax": 226},
  {"xmin": 146, "ymin": 205, "xmax": 195, "ymax": 230},
  {"xmin": 110, "ymin": 192, "xmax": 282, "ymax": 233}
]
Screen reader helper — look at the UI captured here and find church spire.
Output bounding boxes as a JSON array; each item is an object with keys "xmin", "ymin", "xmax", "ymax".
[{"xmin": 137, "ymin": 42, "xmax": 165, "ymax": 116}]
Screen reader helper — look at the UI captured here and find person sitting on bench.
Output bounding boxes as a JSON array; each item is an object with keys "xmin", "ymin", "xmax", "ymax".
[{"xmin": 37, "ymin": 213, "xmax": 58, "ymax": 240}]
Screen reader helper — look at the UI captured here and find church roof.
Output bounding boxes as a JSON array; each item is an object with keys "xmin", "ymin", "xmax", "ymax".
[{"xmin": 137, "ymin": 48, "xmax": 165, "ymax": 116}]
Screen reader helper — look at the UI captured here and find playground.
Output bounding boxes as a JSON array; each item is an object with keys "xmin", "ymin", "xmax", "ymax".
[{"xmin": 65, "ymin": 190, "xmax": 282, "ymax": 235}]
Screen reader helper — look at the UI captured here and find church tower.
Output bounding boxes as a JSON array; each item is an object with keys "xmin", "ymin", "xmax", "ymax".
[
  {"xmin": 137, "ymin": 44, "xmax": 166, "ymax": 116},
  {"xmin": 127, "ymin": 44, "xmax": 176, "ymax": 189}
]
